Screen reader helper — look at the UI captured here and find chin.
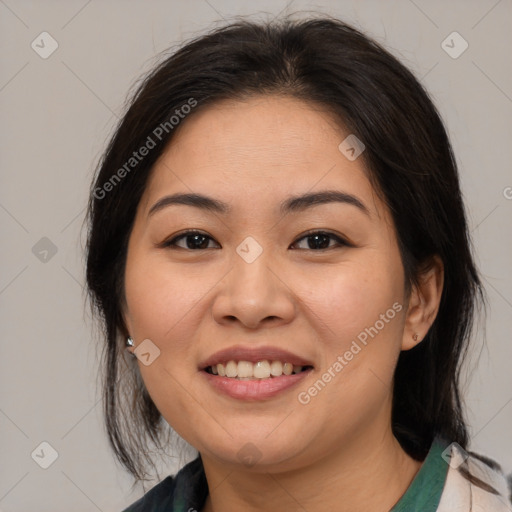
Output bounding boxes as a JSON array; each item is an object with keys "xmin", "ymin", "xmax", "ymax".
[{"xmin": 198, "ymin": 433, "xmax": 311, "ymax": 471}]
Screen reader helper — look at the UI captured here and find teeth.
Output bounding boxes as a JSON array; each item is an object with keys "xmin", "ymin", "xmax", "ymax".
[
  {"xmin": 225, "ymin": 361, "xmax": 237, "ymax": 378},
  {"xmin": 237, "ymin": 361, "xmax": 253, "ymax": 378},
  {"xmin": 208, "ymin": 360, "xmax": 307, "ymax": 379},
  {"xmin": 270, "ymin": 361, "xmax": 283, "ymax": 376},
  {"xmin": 254, "ymin": 361, "xmax": 270, "ymax": 379}
]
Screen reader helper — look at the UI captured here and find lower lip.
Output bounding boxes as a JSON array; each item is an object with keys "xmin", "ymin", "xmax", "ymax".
[{"xmin": 201, "ymin": 369, "xmax": 313, "ymax": 401}]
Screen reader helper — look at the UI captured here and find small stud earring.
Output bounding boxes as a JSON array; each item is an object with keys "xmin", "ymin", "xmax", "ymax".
[
  {"xmin": 412, "ymin": 333, "xmax": 419, "ymax": 341},
  {"xmin": 126, "ymin": 337, "xmax": 137, "ymax": 358}
]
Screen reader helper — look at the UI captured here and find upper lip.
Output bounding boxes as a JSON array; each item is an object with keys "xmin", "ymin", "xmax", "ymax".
[{"xmin": 199, "ymin": 345, "xmax": 314, "ymax": 370}]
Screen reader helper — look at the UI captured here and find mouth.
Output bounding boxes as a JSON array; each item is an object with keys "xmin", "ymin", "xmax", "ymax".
[{"xmin": 199, "ymin": 346, "xmax": 315, "ymax": 400}]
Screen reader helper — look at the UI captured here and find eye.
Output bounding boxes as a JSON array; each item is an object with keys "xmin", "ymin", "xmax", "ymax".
[
  {"xmin": 162, "ymin": 230, "xmax": 220, "ymax": 250},
  {"xmin": 291, "ymin": 230, "xmax": 351, "ymax": 251},
  {"xmin": 161, "ymin": 229, "xmax": 351, "ymax": 251}
]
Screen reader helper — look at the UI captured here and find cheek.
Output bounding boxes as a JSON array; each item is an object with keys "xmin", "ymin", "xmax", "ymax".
[
  {"xmin": 307, "ymin": 261, "xmax": 402, "ymax": 343},
  {"xmin": 299, "ymin": 271, "xmax": 403, "ymax": 411},
  {"xmin": 125, "ymin": 249, "xmax": 201, "ymax": 332},
  {"xmin": 301, "ymin": 258, "xmax": 405, "ymax": 407},
  {"xmin": 123, "ymin": 250, "xmax": 211, "ymax": 382},
  {"xmin": 123, "ymin": 253, "xmax": 210, "ymax": 436}
]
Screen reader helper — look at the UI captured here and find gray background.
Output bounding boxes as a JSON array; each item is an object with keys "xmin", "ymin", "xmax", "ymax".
[{"xmin": 1, "ymin": 0, "xmax": 511, "ymax": 510}]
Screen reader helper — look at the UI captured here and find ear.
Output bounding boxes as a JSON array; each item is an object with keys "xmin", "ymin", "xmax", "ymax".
[{"xmin": 402, "ymin": 254, "xmax": 444, "ymax": 351}]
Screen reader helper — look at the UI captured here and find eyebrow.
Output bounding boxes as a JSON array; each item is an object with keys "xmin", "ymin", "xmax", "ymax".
[{"xmin": 148, "ymin": 190, "xmax": 370, "ymax": 218}]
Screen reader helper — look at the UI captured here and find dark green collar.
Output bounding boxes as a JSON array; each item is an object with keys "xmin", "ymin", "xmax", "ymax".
[{"xmin": 390, "ymin": 436, "xmax": 450, "ymax": 511}]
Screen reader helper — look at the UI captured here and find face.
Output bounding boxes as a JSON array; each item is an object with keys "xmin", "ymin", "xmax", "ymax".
[{"xmin": 123, "ymin": 95, "xmax": 410, "ymax": 471}]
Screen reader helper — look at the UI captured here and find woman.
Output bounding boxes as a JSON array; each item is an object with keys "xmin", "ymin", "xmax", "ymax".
[{"xmin": 85, "ymin": 16, "xmax": 512, "ymax": 511}]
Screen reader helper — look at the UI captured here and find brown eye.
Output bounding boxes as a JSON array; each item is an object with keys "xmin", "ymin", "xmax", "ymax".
[
  {"xmin": 291, "ymin": 231, "xmax": 351, "ymax": 251},
  {"xmin": 162, "ymin": 230, "xmax": 219, "ymax": 250}
]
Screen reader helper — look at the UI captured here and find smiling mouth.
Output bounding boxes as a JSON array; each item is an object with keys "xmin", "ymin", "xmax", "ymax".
[{"xmin": 204, "ymin": 360, "xmax": 314, "ymax": 380}]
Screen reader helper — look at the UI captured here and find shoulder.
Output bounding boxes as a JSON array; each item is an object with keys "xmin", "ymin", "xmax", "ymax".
[
  {"xmin": 121, "ymin": 476, "xmax": 175, "ymax": 512},
  {"xmin": 438, "ymin": 442, "xmax": 512, "ymax": 511}
]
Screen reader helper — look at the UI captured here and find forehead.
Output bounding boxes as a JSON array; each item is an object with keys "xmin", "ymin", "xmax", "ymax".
[
  {"xmin": 163, "ymin": 95, "xmax": 347, "ymax": 169},
  {"xmin": 141, "ymin": 95, "xmax": 382, "ymax": 219}
]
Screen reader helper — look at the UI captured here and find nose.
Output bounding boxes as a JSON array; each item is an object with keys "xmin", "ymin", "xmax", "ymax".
[{"xmin": 211, "ymin": 247, "xmax": 295, "ymax": 330}]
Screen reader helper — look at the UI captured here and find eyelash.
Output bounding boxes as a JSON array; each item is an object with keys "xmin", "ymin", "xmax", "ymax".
[{"xmin": 161, "ymin": 229, "xmax": 352, "ymax": 251}]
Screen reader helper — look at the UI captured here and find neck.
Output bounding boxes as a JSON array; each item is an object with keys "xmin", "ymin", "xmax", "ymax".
[{"xmin": 200, "ymin": 428, "xmax": 423, "ymax": 512}]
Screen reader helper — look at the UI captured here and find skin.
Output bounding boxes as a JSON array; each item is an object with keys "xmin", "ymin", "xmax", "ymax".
[{"xmin": 123, "ymin": 95, "xmax": 444, "ymax": 512}]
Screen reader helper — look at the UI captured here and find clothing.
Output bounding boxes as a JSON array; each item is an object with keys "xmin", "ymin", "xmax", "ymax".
[
  {"xmin": 390, "ymin": 436, "xmax": 448, "ymax": 511},
  {"xmin": 122, "ymin": 437, "xmax": 512, "ymax": 511},
  {"xmin": 122, "ymin": 456, "xmax": 207, "ymax": 512}
]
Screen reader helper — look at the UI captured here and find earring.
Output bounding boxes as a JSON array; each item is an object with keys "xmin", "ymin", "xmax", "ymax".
[
  {"xmin": 412, "ymin": 333, "xmax": 419, "ymax": 341},
  {"xmin": 126, "ymin": 337, "xmax": 136, "ymax": 358}
]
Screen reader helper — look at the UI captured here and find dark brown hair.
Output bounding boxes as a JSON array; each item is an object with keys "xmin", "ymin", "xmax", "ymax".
[{"xmin": 85, "ymin": 15, "xmax": 485, "ymax": 482}]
